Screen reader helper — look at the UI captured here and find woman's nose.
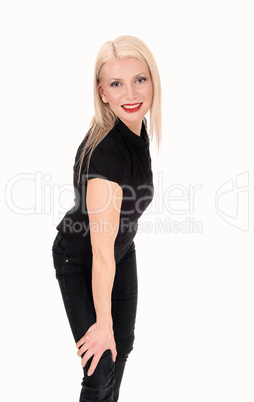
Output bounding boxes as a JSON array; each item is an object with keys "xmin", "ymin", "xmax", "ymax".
[{"xmin": 124, "ymin": 84, "xmax": 137, "ymax": 100}]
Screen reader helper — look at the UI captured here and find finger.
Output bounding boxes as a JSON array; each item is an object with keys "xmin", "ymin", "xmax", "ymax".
[
  {"xmin": 81, "ymin": 350, "xmax": 94, "ymax": 368},
  {"xmin": 76, "ymin": 337, "xmax": 86, "ymax": 349},
  {"xmin": 77, "ymin": 342, "xmax": 89, "ymax": 357},
  {"xmin": 87, "ymin": 353, "xmax": 102, "ymax": 376}
]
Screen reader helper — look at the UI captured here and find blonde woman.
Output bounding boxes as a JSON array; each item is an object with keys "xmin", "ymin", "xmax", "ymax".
[{"xmin": 52, "ymin": 35, "xmax": 161, "ymax": 401}]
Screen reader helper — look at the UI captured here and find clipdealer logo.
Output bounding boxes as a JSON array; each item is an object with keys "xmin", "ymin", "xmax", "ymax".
[
  {"xmin": 215, "ymin": 171, "xmax": 249, "ymax": 231},
  {"xmin": 4, "ymin": 170, "xmax": 251, "ymax": 233}
]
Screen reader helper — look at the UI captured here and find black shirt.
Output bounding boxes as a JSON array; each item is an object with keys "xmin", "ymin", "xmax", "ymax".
[{"xmin": 56, "ymin": 117, "xmax": 154, "ymax": 267}]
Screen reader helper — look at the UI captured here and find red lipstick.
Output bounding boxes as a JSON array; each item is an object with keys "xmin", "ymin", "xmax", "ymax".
[{"xmin": 121, "ymin": 103, "xmax": 142, "ymax": 113}]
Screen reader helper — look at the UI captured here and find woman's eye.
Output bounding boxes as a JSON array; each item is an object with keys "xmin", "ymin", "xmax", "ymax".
[
  {"xmin": 110, "ymin": 81, "xmax": 121, "ymax": 87},
  {"xmin": 136, "ymin": 77, "xmax": 147, "ymax": 84}
]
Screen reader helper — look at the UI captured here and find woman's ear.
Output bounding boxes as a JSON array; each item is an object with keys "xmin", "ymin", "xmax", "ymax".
[{"xmin": 99, "ymin": 85, "xmax": 108, "ymax": 103}]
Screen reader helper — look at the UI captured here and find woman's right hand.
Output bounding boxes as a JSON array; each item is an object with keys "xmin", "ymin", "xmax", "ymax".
[{"xmin": 76, "ymin": 321, "xmax": 117, "ymax": 376}]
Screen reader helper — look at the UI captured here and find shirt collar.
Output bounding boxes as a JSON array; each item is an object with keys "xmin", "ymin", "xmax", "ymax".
[{"xmin": 115, "ymin": 117, "xmax": 149, "ymax": 149}]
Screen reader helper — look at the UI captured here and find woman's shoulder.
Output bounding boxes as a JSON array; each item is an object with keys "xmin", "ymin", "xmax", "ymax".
[
  {"xmin": 92, "ymin": 130, "xmax": 127, "ymax": 161},
  {"xmin": 87, "ymin": 129, "xmax": 130, "ymax": 186},
  {"xmin": 75, "ymin": 126, "xmax": 126, "ymax": 163}
]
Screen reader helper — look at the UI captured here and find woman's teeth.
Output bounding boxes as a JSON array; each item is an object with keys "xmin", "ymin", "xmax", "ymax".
[{"xmin": 122, "ymin": 103, "xmax": 142, "ymax": 109}]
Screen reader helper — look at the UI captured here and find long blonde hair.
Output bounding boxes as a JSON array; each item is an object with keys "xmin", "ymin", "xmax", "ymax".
[{"xmin": 77, "ymin": 35, "xmax": 162, "ymax": 185}]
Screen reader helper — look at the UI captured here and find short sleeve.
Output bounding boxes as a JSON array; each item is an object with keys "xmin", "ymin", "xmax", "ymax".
[{"xmin": 87, "ymin": 139, "xmax": 126, "ymax": 187}]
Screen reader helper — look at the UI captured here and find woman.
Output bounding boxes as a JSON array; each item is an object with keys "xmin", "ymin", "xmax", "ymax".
[{"xmin": 52, "ymin": 35, "xmax": 161, "ymax": 401}]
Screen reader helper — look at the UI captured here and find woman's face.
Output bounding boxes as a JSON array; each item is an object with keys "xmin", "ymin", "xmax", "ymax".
[{"xmin": 99, "ymin": 57, "xmax": 153, "ymax": 135}]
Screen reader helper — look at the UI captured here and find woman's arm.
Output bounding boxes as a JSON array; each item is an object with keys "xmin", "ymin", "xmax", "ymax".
[{"xmin": 76, "ymin": 178, "xmax": 123, "ymax": 376}]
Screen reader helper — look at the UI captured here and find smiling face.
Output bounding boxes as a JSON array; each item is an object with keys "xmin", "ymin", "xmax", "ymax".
[{"xmin": 98, "ymin": 57, "xmax": 153, "ymax": 135}]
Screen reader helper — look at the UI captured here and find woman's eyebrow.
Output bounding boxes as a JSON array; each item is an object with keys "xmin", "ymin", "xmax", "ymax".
[{"xmin": 109, "ymin": 72, "xmax": 148, "ymax": 81}]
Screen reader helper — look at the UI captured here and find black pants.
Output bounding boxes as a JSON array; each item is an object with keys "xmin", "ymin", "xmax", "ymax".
[{"xmin": 52, "ymin": 233, "xmax": 138, "ymax": 402}]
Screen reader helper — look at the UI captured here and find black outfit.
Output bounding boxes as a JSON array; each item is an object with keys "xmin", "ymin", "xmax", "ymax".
[{"xmin": 52, "ymin": 118, "xmax": 154, "ymax": 401}]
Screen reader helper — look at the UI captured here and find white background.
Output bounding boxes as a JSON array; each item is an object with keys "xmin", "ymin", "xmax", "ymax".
[{"xmin": 1, "ymin": 1, "xmax": 254, "ymax": 401}]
